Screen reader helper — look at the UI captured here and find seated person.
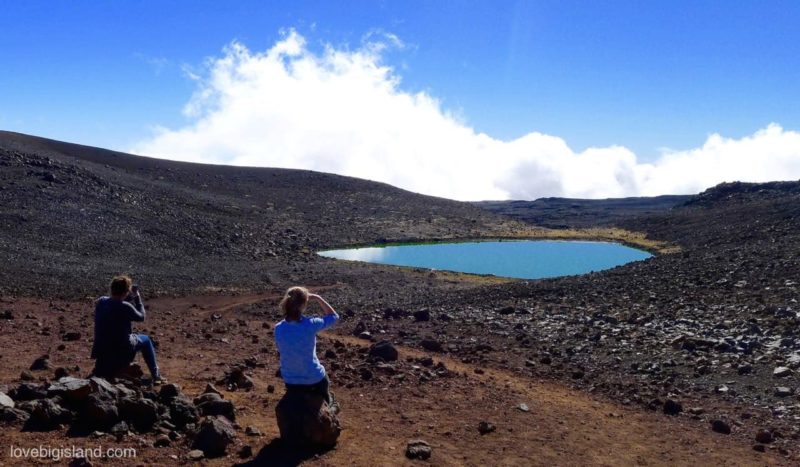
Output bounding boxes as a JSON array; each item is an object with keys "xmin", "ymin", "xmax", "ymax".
[
  {"xmin": 274, "ymin": 286, "xmax": 339, "ymax": 404},
  {"xmin": 91, "ymin": 275, "xmax": 164, "ymax": 384}
]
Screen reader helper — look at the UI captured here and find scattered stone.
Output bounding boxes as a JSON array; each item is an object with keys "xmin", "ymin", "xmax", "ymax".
[
  {"xmin": 187, "ymin": 449, "xmax": 205, "ymax": 460},
  {"xmin": 368, "ymin": 341, "xmax": 399, "ymax": 362},
  {"xmin": 753, "ymin": 444, "xmax": 766, "ymax": 453},
  {"xmin": 413, "ymin": 309, "xmax": 431, "ymax": 322},
  {"xmin": 20, "ymin": 370, "xmax": 35, "ymax": 381},
  {"xmin": 54, "ymin": 367, "xmax": 70, "ymax": 379},
  {"xmin": 62, "ymin": 331, "xmax": 81, "ymax": 341},
  {"xmin": 203, "ymin": 383, "xmax": 221, "ymax": 396},
  {"xmin": 405, "ymin": 439, "xmax": 432, "ymax": 460},
  {"xmin": 158, "ymin": 383, "xmax": 182, "ymax": 401},
  {"xmin": 196, "ymin": 396, "xmax": 235, "ymax": 421},
  {"xmin": 238, "ymin": 445, "xmax": 253, "ymax": 458},
  {"xmin": 267, "ymin": 384, "xmax": 275, "ymax": 394},
  {"xmin": 420, "ymin": 338, "xmax": 443, "ymax": 352},
  {"xmin": 0, "ymin": 393, "xmax": 14, "ymax": 409},
  {"xmin": 30, "ymin": 355, "xmax": 50, "ymax": 371},
  {"xmin": 219, "ymin": 366, "xmax": 254, "ymax": 391},
  {"xmin": 774, "ymin": 386, "xmax": 793, "ymax": 397},
  {"xmin": 755, "ymin": 429, "xmax": 773, "ymax": 444},
  {"xmin": 773, "ymin": 366, "xmax": 791, "ymax": 378},
  {"xmin": 663, "ymin": 399, "xmax": 683, "ymax": 416},
  {"xmin": 517, "ymin": 403, "xmax": 530, "ymax": 413},
  {"xmin": 24, "ymin": 398, "xmax": 71, "ymax": 431},
  {"xmin": 711, "ymin": 420, "xmax": 731, "ymax": 435},
  {"xmin": 154, "ymin": 434, "xmax": 171, "ymax": 447},
  {"xmin": 0, "ymin": 310, "xmax": 13, "ymax": 320},
  {"xmin": 245, "ymin": 425, "xmax": 262, "ymax": 436},
  {"xmin": 191, "ymin": 416, "xmax": 237, "ymax": 457},
  {"xmin": 498, "ymin": 306, "xmax": 515, "ymax": 315},
  {"xmin": 478, "ymin": 421, "xmax": 496, "ymax": 435}
]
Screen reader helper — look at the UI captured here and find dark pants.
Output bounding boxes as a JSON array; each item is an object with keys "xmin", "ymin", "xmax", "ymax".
[{"xmin": 285, "ymin": 375, "xmax": 331, "ymax": 404}]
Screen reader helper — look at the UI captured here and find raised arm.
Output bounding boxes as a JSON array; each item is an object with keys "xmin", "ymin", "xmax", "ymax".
[
  {"xmin": 309, "ymin": 293, "xmax": 339, "ymax": 331},
  {"xmin": 125, "ymin": 290, "xmax": 146, "ymax": 322}
]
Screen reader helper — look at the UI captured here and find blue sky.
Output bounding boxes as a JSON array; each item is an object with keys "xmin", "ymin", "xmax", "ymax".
[
  {"xmin": 2, "ymin": 1, "xmax": 800, "ymax": 200},
  {"xmin": 2, "ymin": 0, "xmax": 798, "ymax": 158}
]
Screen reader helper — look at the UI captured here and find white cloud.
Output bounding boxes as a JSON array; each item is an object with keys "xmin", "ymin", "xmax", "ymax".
[{"xmin": 132, "ymin": 30, "xmax": 800, "ymax": 201}]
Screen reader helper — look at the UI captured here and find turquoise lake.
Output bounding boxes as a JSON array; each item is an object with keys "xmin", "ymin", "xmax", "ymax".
[{"xmin": 319, "ymin": 240, "xmax": 652, "ymax": 280}]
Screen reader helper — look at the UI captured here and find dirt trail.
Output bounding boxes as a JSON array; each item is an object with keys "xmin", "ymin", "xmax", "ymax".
[{"xmin": 0, "ymin": 295, "xmax": 790, "ymax": 466}]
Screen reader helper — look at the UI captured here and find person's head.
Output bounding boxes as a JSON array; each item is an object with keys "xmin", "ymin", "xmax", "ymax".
[
  {"xmin": 280, "ymin": 286, "xmax": 309, "ymax": 321},
  {"xmin": 109, "ymin": 275, "xmax": 133, "ymax": 299}
]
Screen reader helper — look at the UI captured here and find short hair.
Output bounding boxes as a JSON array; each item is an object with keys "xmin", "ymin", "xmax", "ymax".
[
  {"xmin": 280, "ymin": 286, "xmax": 309, "ymax": 321},
  {"xmin": 110, "ymin": 275, "xmax": 132, "ymax": 296}
]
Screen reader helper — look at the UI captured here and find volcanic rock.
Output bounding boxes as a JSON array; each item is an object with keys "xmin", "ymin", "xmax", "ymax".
[
  {"xmin": 119, "ymin": 397, "xmax": 159, "ymax": 432},
  {"xmin": 478, "ymin": 421, "xmax": 496, "ymax": 435},
  {"xmin": 711, "ymin": 420, "xmax": 731, "ymax": 435},
  {"xmin": 191, "ymin": 416, "xmax": 236, "ymax": 457},
  {"xmin": 413, "ymin": 309, "xmax": 431, "ymax": 322},
  {"xmin": 24, "ymin": 398, "xmax": 72, "ymax": 431},
  {"xmin": 0, "ymin": 392, "xmax": 14, "ymax": 409},
  {"xmin": 420, "ymin": 338, "xmax": 443, "ymax": 352},
  {"xmin": 30, "ymin": 354, "xmax": 50, "ymax": 371},
  {"xmin": 773, "ymin": 366, "xmax": 791, "ymax": 378},
  {"xmin": 755, "ymin": 429, "xmax": 774, "ymax": 444},
  {"xmin": 663, "ymin": 399, "xmax": 683, "ymax": 416},
  {"xmin": 275, "ymin": 390, "xmax": 341, "ymax": 448},
  {"xmin": 405, "ymin": 439, "xmax": 432, "ymax": 460},
  {"xmin": 81, "ymin": 393, "xmax": 119, "ymax": 430},
  {"xmin": 368, "ymin": 341, "xmax": 399, "ymax": 362}
]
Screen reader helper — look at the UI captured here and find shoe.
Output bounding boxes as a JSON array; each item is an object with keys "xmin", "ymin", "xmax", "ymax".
[{"xmin": 153, "ymin": 376, "xmax": 167, "ymax": 385}]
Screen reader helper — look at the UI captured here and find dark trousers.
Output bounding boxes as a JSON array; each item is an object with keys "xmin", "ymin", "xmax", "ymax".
[{"xmin": 285, "ymin": 375, "xmax": 331, "ymax": 404}]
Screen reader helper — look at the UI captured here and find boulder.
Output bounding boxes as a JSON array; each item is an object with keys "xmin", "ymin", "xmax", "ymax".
[
  {"xmin": 81, "ymin": 393, "xmax": 119, "ymax": 430},
  {"xmin": 275, "ymin": 390, "xmax": 341, "ymax": 449},
  {"xmin": 405, "ymin": 439, "xmax": 432, "ymax": 460},
  {"xmin": 191, "ymin": 416, "xmax": 236, "ymax": 457},
  {"xmin": 24, "ymin": 398, "xmax": 72, "ymax": 431},
  {"xmin": 0, "ymin": 392, "xmax": 14, "ymax": 409},
  {"xmin": 413, "ymin": 309, "xmax": 431, "ymax": 322},
  {"xmin": 196, "ymin": 397, "xmax": 235, "ymax": 421},
  {"xmin": 49, "ymin": 377, "xmax": 92, "ymax": 405},
  {"xmin": 1, "ymin": 407, "xmax": 30, "ymax": 424},
  {"xmin": 368, "ymin": 341, "xmax": 399, "ymax": 362},
  {"xmin": 169, "ymin": 396, "xmax": 199, "ymax": 428},
  {"xmin": 119, "ymin": 397, "xmax": 159, "ymax": 432},
  {"xmin": 30, "ymin": 355, "xmax": 50, "ymax": 371},
  {"xmin": 159, "ymin": 383, "xmax": 182, "ymax": 402},
  {"xmin": 12, "ymin": 383, "xmax": 48, "ymax": 401},
  {"xmin": 420, "ymin": 338, "xmax": 443, "ymax": 352}
]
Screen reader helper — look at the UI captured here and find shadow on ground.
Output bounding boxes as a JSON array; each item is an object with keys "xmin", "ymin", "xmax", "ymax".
[{"xmin": 235, "ymin": 438, "xmax": 332, "ymax": 467}]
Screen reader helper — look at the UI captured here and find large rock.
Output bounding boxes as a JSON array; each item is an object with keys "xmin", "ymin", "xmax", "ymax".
[
  {"xmin": 12, "ymin": 383, "xmax": 48, "ymax": 401},
  {"xmin": 196, "ymin": 395, "xmax": 235, "ymax": 421},
  {"xmin": 169, "ymin": 396, "xmax": 199, "ymax": 428},
  {"xmin": 24, "ymin": 398, "xmax": 72, "ymax": 431},
  {"xmin": 48, "ymin": 377, "xmax": 93, "ymax": 405},
  {"xmin": 0, "ymin": 392, "xmax": 14, "ymax": 409},
  {"xmin": 1, "ymin": 407, "xmax": 30, "ymax": 424},
  {"xmin": 275, "ymin": 391, "xmax": 341, "ymax": 449},
  {"xmin": 405, "ymin": 439, "xmax": 432, "ymax": 460},
  {"xmin": 368, "ymin": 341, "xmax": 399, "ymax": 362},
  {"xmin": 192, "ymin": 416, "xmax": 236, "ymax": 457},
  {"xmin": 119, "ymin": 397, "xmax": 159, "ymax": 432},
  {"xmin": 80, "ymin": 393, "xmax": 119, "ymax": 430}
]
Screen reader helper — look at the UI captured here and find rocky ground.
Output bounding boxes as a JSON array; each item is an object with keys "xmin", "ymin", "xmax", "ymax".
[
  {"xmin": 1, "ymin": 131, "xmax": 799, "ymax": 464},
  {"xmin": 0, "ymin": 295, "xmax": 790, "ymax": 466}
]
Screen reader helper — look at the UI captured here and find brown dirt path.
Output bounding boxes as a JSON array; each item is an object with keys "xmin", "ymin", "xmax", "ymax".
[{"xmin": 0, "ymin": 295, "xmax": 790, "ymax": 466}]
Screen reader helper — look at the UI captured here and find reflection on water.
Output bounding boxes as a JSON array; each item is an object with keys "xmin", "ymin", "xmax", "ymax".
[
  {"xmin": 318, "ymin": 240, "xmax": 652, "ymax": 280},
  {"xmin": 319, "ymin": 247, "xmax": 388, "ymax": 262}
]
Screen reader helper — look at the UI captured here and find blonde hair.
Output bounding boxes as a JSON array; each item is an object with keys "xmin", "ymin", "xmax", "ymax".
[{"xmin": 280, "ymin": 286, "xmax": 309, "ymax": 321}]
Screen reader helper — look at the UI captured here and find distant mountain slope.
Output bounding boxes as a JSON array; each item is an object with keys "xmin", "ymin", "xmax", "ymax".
[
  {"xmin": 473, "ymin": 195, "xmax": 691, "ymax": 228},
  {"xmin": 0, "ymin": 131, "xmax": 522, "ymax": 296}
]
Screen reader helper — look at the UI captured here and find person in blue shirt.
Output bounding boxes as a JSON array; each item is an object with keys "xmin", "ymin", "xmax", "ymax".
[
  {"xmin": 91, "ymin": 275, "xmax": 164, "ymax": 384},
  {"xmin": 274, "ymin": 286, "xmax": 339, "ymax": 404}
]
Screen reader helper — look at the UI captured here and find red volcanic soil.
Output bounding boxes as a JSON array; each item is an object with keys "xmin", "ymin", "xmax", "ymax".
[{"xmin": 0, "ymin": 293, "xmax": 790, "ymax": 466}]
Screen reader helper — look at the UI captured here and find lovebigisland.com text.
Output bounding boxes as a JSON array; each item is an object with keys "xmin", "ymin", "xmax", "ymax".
[{"xmin": 6, "ymin": 444, "xmax": 137, "ymax": 463}]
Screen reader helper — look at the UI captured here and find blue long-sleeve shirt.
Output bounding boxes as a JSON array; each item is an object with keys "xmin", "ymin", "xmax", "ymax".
[
  {"xmin": 91, "ymin": 296, "xmax": 145, "ymax": 359},
  {"xmin": 274, "ymin": 312, "xmax": 339, "ymax": 385}
]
